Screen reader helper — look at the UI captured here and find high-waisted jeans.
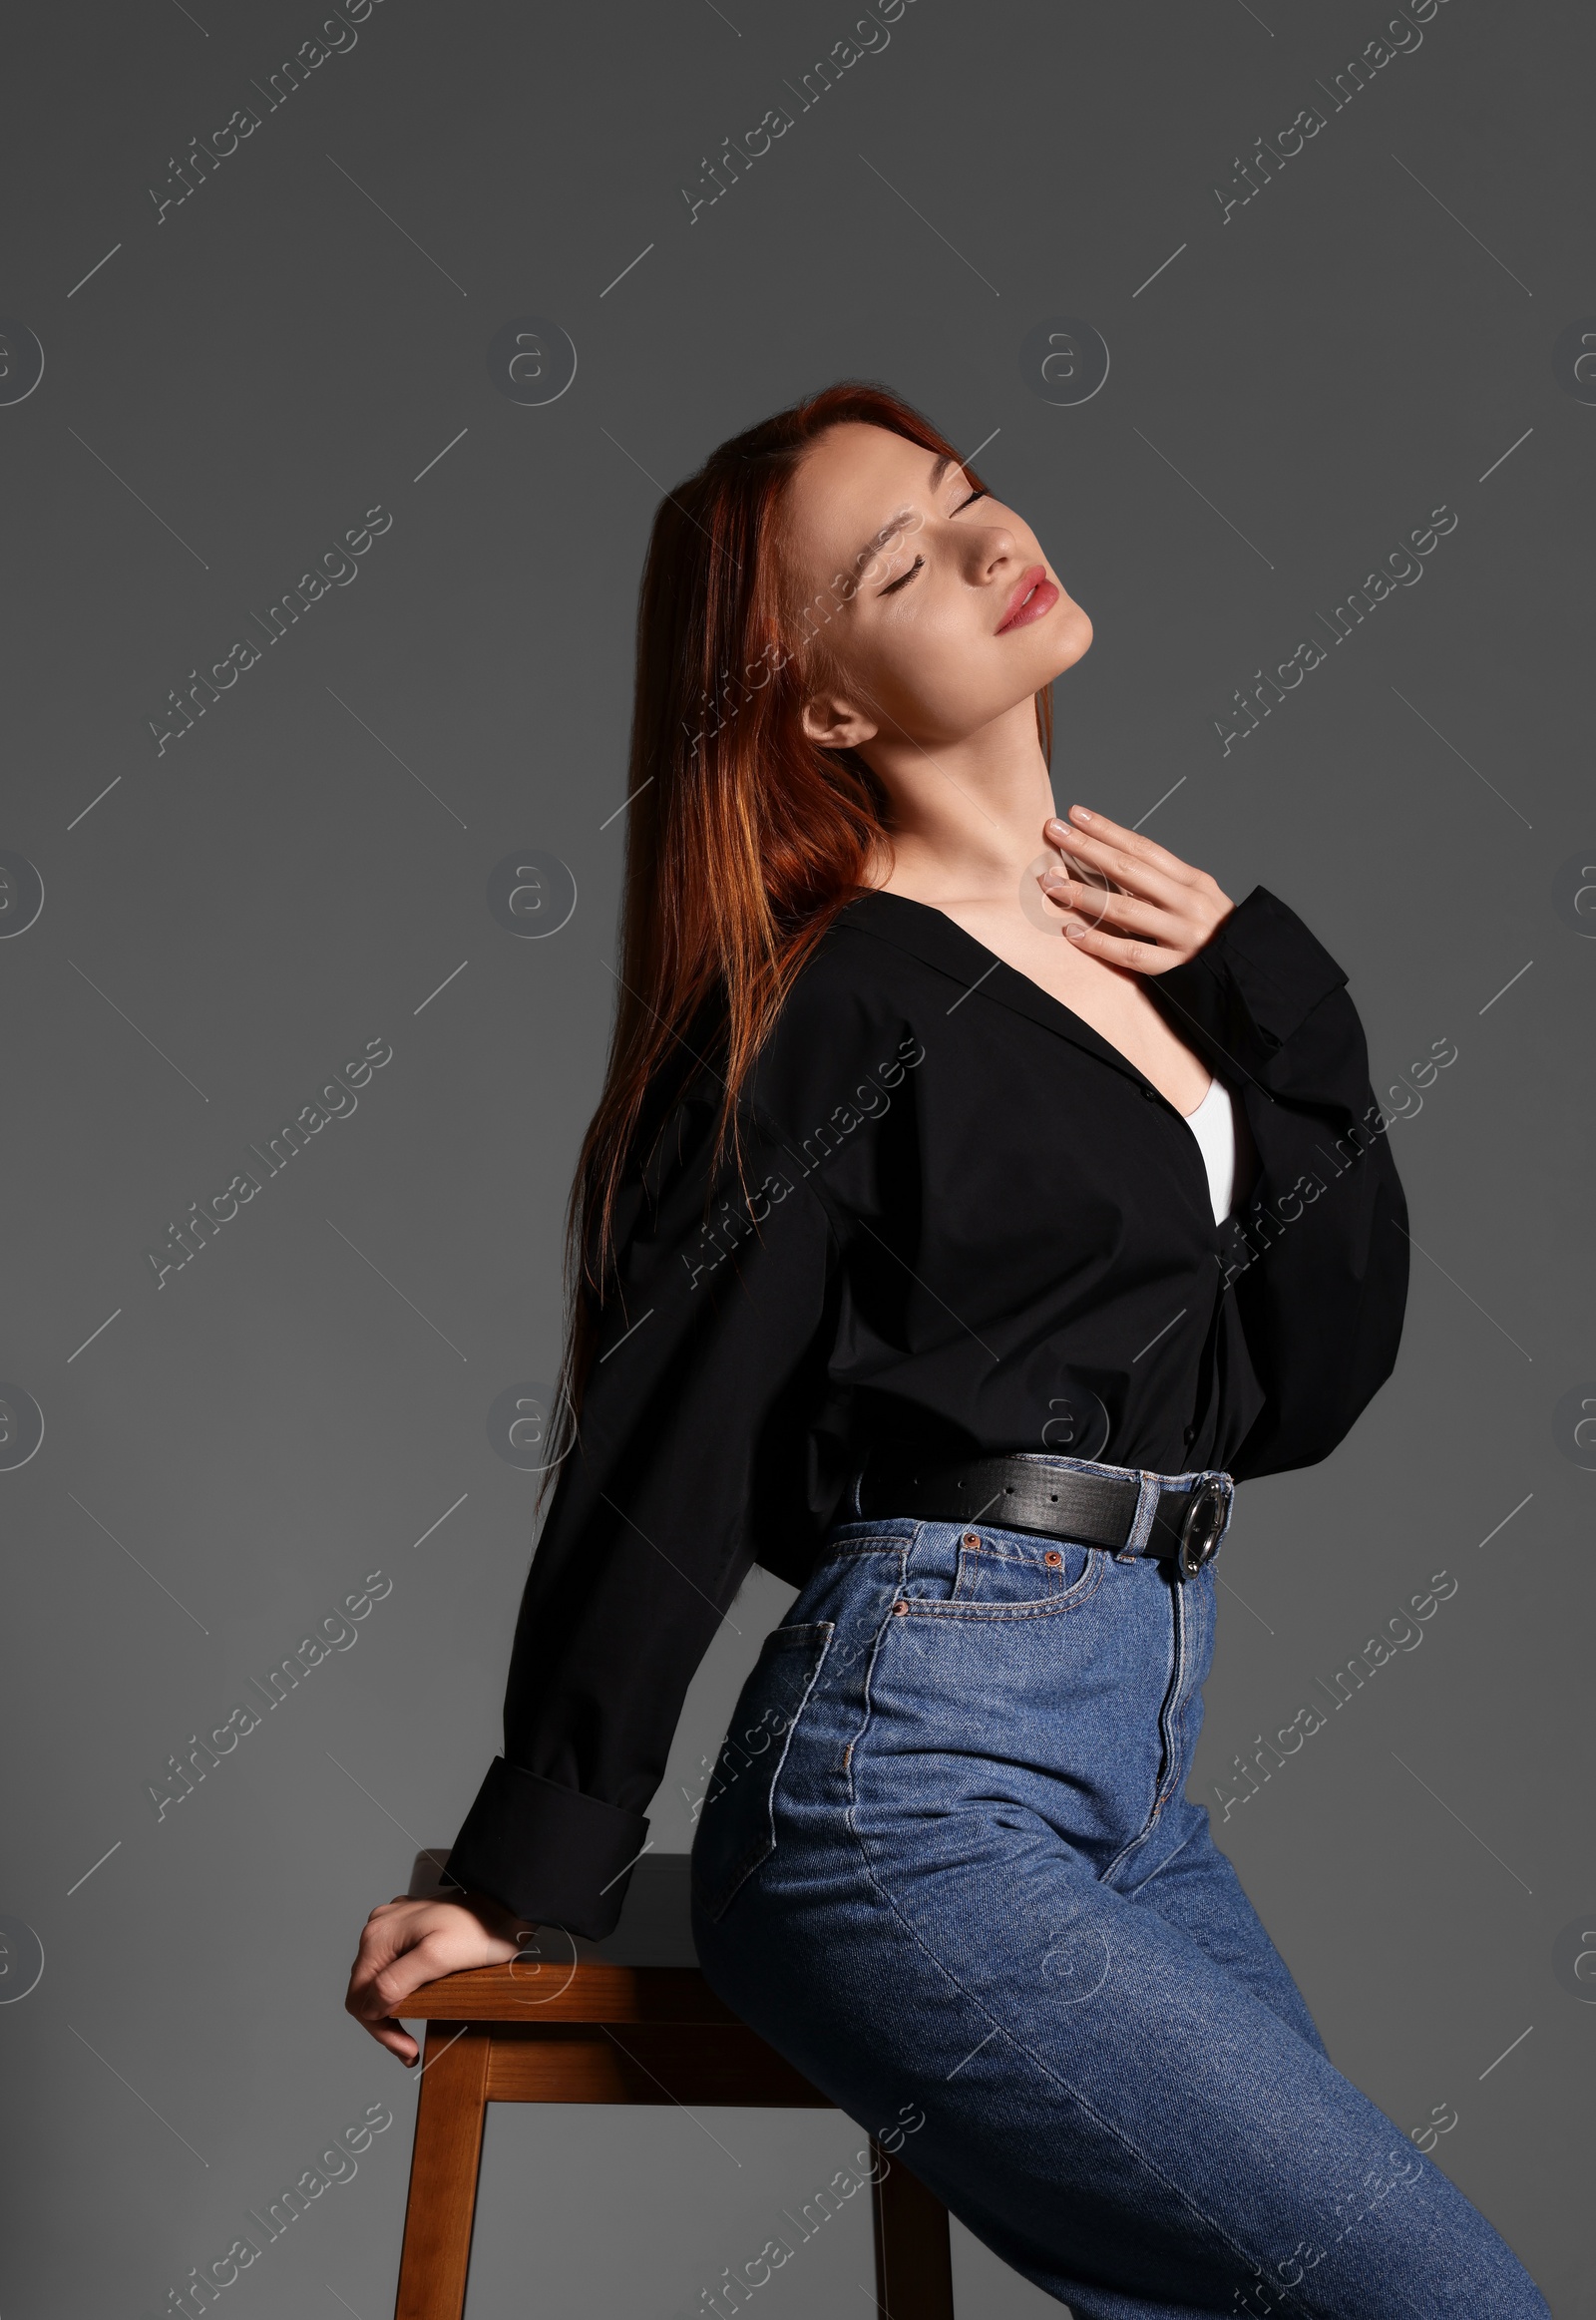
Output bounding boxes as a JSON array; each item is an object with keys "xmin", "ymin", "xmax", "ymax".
[{"xmin": 688, "ymin": 1474, "xmax": 1550, "ymax": 2318}]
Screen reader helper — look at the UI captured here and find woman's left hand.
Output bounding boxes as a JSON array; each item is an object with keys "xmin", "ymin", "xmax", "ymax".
[{"xmin": 1037, "ymin": 804, "xmax": 1234, "ymax": 973}]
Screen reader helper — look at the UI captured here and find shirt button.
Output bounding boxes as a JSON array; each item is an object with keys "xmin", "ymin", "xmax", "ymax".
[
  {"xmin": 1142, "ymin": 1084, "xmax": 1159, "ymax": 1101},
  {"xmin": 1183, "ymin": 1423, "xmax": 1197, "ymax": 1445}
]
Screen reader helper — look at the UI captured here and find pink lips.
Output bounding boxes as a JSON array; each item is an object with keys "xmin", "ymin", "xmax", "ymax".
[{"xmin": 996, "ymin": 564, "xmax": 1058, "ymax": 632}]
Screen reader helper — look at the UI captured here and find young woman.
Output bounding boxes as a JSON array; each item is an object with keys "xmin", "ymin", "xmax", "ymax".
[{"xmin": 346, "ymin": 383, "xmax": 1550, "ymax": 2316}]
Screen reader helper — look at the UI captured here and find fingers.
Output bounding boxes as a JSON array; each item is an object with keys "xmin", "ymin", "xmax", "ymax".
[
  {"xmin": 344, "ymin": 1952, "xmax": 434, "ymax": 2070},
  {"xmin": 350, "ymin": 1898, "xmax": 422, "ymax": 1974},
  {"xmin": 345, "ymin": 1912, "xmax": 426, "ymax": 2066},
  {"xmin": 364, "ymin": 2016, "xmax": 421, "ymax": 2067},
  {"xmin": 1045, "ymin": 805, "xmax": 1218, "ymax": 900},
  {"xmin": 348, "ymin": 1913, "xmax": 438, "ymax": 2016},
  {"xmin": 1061, "ymin": 918, "xmax": 1176, "ymax": 973},
  {"xmin": 345, "ymin": 1893, "xmax": 529, "ymax": 2087},
  {"xmin": 345, "ymin": 1896, "xmax": 525, "ymax": 2036},
  {"xmin": 1038, "ymin": 872, "xmax": 1169, "ymax": 943},
  {"xmin": 366, "ymin": 1932, "xmax": 459, "ymax": 2019},
  {"xmin": 1040, "ymin": 803, "xmax": 1234, "ymax": 968},
  {"xmin": 345, "ymin": 1906, "xmax": 427, "ymax": 2037},
  {"xmin": 1044, "ymin": 817, "xmax": 1191, "ymax": 912},
  {"xmin": 1048, "ymin": 876, "xmax": 1226, "ymax": 972}
]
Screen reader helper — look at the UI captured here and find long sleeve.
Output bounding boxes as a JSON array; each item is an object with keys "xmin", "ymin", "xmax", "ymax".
[
  {"xmin": 447, "ymin": 1067, "xmax": 838, "ymax": 1938},
  {"xmin": 447, "ymin": 886, "xmax": 1407, "ymax": 1937},
  {"xmin": 1150, "ymin": 885, "xmax": 1409, "ymax": 1480}
]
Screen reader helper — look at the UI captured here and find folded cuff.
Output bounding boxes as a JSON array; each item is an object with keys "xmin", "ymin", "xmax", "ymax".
[
  {"xmin": 1156, "ymin": 885, "xmax": 1349, "ymax": 1067},
  {"xmin": 446, "ymin": 1756, "xmax": 651, "ymax": 1941}
]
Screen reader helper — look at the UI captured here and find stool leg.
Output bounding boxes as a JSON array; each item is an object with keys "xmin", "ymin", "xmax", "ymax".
[
  {"xmin": 394, "ymin": 2025, "xmax": 491, "ymax": 2320},
  {"xmin": 869, "ymin": 2138, "xmax": 955, "ymax": 2319}
]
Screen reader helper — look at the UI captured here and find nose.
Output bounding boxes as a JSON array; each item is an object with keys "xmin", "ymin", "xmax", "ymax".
[{"xmin": 970, "ymin": 519, "xmax": 1020, "ymax": 582}]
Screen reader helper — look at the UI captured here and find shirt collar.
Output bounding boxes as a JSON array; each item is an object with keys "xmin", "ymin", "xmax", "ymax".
[{"xmin": 834, "ymin": 890, "xmax": 1157, "ymax": 1094}]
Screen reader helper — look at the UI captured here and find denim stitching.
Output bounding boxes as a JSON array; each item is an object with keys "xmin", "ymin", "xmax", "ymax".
[
  {"xmin": 1156, "ymin": 1567, "xmax": 1196, "ymax": 1807},
  {"xmin": 837, "ymin": 1789, "xmax": 1320, "ymax": 2315},
  {"xmin": 769, "ymin": 1526, "xmax": 1447, "ymax": 2317},
  {"xmin": 693, "ymin": 1621, "xmax": 835, "ymax": 1920},
  {"xmin": 1122, "ymin": 1470, "xmax": 1164, "ymax": 1557},
  {"xmin": 1114, "ymin": 1808, "xmax": 1206, "ymax": 1896},
  {"xmin": 813, "ymin": 1537, "xmax": 916, "ymax": 1562},
  {"xmin": 1160, "ymin": 1565, "xmax": 1214, "ymax": 1808},
  {"xmin": 1099, "ymin": 1571, "xmax": 1186, "ymax": 1882},
  {"xmin": 897, "ymin": 1553, "xmax": 1106, "ymax": 1621},
  {"xmin": 839, "ymin": 1576, "xmax": 1322, "ymax": 2309}
]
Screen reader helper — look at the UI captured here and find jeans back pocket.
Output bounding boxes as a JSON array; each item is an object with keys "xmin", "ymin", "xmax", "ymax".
[{"xmin": 690, "ymin": 1619, "xmax": 833, "ymax": 1922}]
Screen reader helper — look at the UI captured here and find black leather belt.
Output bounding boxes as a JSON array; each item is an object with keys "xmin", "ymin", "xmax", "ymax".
[{"xmin": 855, "ymin": 1451, "xmax": 1232, "ymax": 1580}]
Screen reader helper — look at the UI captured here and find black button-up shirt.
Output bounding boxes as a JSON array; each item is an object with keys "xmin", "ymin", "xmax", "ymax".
[{"xmin": 449, "ymin": 885, "xmax": 1408, "ymax": 1934}]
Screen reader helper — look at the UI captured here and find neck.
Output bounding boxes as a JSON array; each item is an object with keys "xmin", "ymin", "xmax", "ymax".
[{"xmin": 860, "ymin": 697, "xmax": 1057, "ymax": 903}]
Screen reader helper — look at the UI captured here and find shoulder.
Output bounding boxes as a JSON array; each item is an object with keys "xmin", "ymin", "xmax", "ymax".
[
  {"xmin": 797, "ymin": 891, "xmax": 936, "ymax": 994},
  {"xmin": 744, "ymin": 897, "xmax": 934, "ymax": 1133},
  {"xmin": 623, "ymin": 899, "xmax": 942, "ymax": 1210},
  {"xmin": 763, "ymin": 890, "xmax": 967, "ymax": 1047}
]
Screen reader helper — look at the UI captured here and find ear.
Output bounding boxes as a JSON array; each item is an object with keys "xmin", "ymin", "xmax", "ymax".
[{"xmin": 798, "ymin": 688, "xmax": 880, "ymax": 752}]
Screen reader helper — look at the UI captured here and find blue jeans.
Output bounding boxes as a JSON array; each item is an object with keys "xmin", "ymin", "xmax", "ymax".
[{"xmin": 689, "ymin": 1474, "xmax": 1550, "ymax": 2318}]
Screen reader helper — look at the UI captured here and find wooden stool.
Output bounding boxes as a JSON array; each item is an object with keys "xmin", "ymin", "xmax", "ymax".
[{"xmin": 392, "ymin": 1850, "xmax": 955, "ymax": 2319}]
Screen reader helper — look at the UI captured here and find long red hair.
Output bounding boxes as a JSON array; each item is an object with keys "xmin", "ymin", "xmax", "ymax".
[{"xmin": 546, "ymin": 380, "xmax": 1053, "ymax": 1480}]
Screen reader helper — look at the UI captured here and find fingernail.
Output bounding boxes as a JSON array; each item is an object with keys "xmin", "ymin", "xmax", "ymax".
[
  {"xmin": 1065, "ymin": 923, "xmax": 1087, "ymax": 939},
  {"xmin": 1071, "ymin": 805, "xmax": 1093, "ymax": 821},
  {"xmin": 1044, "ymin": 816, "xmax": 1064, "ymax": 834}
]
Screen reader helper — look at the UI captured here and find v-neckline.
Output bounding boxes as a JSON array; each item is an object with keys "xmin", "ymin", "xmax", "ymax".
[{"xmin": 839, "ymin": 887, "xmax": 1187, "ymax": 1102}]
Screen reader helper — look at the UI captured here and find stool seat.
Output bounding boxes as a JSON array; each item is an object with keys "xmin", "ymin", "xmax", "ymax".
[{"xmin": 391, "ymin": 1850, "xmax": 955, "ymax": 2319}]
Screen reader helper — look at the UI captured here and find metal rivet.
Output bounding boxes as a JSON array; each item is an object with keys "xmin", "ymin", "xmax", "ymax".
[
  {"xmin": 1044, "ymin": 1550, "xmax": 1063, "ymax": 1568},
  {"xmin": 892, "ymin": 1599, "xmax": 910, "ymax": 1615},
  {"xmin": 962, "ymin": 1531, "xmax": 981, "ymax": 1548}
]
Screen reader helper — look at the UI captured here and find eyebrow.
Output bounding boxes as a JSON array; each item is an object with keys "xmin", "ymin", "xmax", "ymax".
[{"xmin": 850, "ymin": 451, "xmax": 956, "ymax": 587}]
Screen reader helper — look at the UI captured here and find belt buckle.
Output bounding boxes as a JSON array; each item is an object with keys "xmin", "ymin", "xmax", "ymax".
[{"xmin": 1176, "ymin": 1478, "xmax": 1230, "ymax": 1579}]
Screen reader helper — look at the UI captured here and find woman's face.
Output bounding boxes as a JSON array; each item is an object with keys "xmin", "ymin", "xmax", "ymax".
[{"xmin": 779, "ymin": 421, "xmax": 1092, "ymax": 751}]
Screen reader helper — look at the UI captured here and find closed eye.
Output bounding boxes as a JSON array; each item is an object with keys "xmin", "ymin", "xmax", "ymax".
[
  {"xmin": 880, "ymin": 559, "xmax": 923, "ymax": 594},
  {"xmin": 879, "ymin": 487, "xmax": 990, "ymax": 593}
]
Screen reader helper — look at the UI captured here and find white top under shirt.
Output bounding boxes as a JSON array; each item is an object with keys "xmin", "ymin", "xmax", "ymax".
[{"xmin": 1182, "ymin": 1075, "xmax": 1248, "ymax": 1224}]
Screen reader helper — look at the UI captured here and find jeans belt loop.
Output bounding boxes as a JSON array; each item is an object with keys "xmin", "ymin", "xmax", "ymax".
[{"xmin": 1122, "ymin": 1470, "xmax": 1164, "ymax": 1559}]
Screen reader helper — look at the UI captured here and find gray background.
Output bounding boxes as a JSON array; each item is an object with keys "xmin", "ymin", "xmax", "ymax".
[{"xmin": 1, "ymin": 0, "xmax": 1591, "ymax": 2313}]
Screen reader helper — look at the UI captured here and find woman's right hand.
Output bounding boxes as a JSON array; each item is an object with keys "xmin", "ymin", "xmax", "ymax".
[{"xmin": 345, "ymin": 1892, "xmax": 535, "ymax": 2065}]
